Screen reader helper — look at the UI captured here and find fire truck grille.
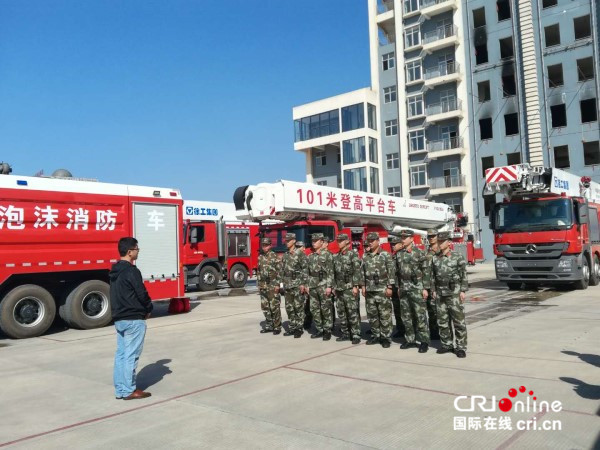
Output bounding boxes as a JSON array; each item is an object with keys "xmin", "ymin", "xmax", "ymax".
[{"xmin": 498, "ymin": 242, "xmax": 568, "ymax": 260}]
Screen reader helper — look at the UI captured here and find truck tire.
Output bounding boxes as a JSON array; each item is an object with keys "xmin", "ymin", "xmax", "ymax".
[
  {"xmin": 507, "ymin": 282, "xmax": 521, "ymax": 290},
  {"xmin": 574, "ymin": 256, "xmax": 590, "ymax": 290},
  {"xmin": 0, "ymin": 284, "xmax": 56, "ymax": 339},
  {"xmin": 198, "ymin": 266, "xmax": 219, "ymax": 291},
  {"xmin": 59, "ymin": 280, "xmax": 111, "ymax": 329},
  {"xmin": 589, "ymin": 254, "xmax": 600, "ymax": 287},
  {"xmin": 227, "ymin": 264, "xmax": 248, "ymax": 288}
]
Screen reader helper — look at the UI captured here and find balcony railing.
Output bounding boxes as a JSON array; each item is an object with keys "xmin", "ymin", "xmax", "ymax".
[
  {"xmin": 426, "ymin": 98, "xmax": 461, "ymax": 116},
  {"xmin": 427, "ymin": 136, "xmax": 463, "ymax": 152},
  {"xmin": 424, "ymin": 61, "xmax": 459, "ymax": 80},
  {"xmin": 407, "ymin": 105, "xmax": 425, "ymax": 118},
  {"xmin": 420, "ymin": 0, "xmax": 453, "ymax": 8},
  {"xmin": 429, "ymin": 174, "xmax": 467, "ymax": 189},
  {"xmin": 422, "ymin": 24, "xmax": 457, "ymax": 45}
]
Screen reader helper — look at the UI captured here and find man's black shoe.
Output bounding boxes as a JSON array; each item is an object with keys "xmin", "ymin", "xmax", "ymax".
[
  {"xmin": 436, "ymin": 347, "xmax": 454, "ymax": 354},
  {"xmin": 323, "ymin": 331, "xmax": 332, "ymax": 341},
  {"xmin": 311, "ymin": 332, "xmax": 324, "ymax": 339},
  {"xmin": 352, "ymin": 337, "xmax": 361, "ymax": 344},
  {"xmin": 400, "ymin": 342, "xmax": 417, "ymax": 349},
  {"xmin": 260, "ymin": 329, "xmax": 273, "ymax": 334},
  {"xmin": 273, "ymin": 329, "xmax": 281, "ymax": 335},
  {"xmin": 456, "ymin": 350, "xmax": 467, "ymax": 358},
  {"xmin": 294, "ymin": 330, "xmax": 303, "ymax": 338},
  {"xmin": 418, "ymin": 342, "xmax": 429, "ymax": 353},
  {"xmin": 381, "ymin": 340, "xmax": 391, "ymax": 348},
  {"xmin": 336, "ymin": 336, "xmax": 349, "ymax": 342},
  {"xmin": 283, "ymin": 331, "xmax": 294, "ymax": 337},
  {"xmin": 366, "ymin": 337, "xmax": 379, "ymax": 345}
]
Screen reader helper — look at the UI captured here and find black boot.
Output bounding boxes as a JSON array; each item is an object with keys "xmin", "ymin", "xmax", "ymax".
[
  {"xmin": 352, "ymin": 337, "xmax": 361, "ymax": 345},
  {"xmin": 418, "ymin": 342, "xmax": 429, "ymax": 353},
  {"xmin": 400, "ymin": 342, "xmax": 417, "ymax": 349},
  {"xmin": 311, "ymin": 331, "xmax": 324, "ymax": 339},
  {"xmin": 455, "ymin": 349, "xmax": 467, "ymax": 358},
  {"xmin": 366, "ymin": 337, "xmax": 379, "ymax": 345},
  {"xmin": 283, "ymin": 330, "xmax": 294, "ymax": 337},
  {"xmin": 336, "ymin": 336, "xmax": 349, "ymax": 342},
  {"xmin": 381, "ymin": 340, "xmax": 391, "ymax": 348},
  {"xmin": 260, "ymin": 328, "xmax": 273, "ymax": 334},
  {"xmin": 294, "ymin": 330, "xmax": 303, "ymax": 338},
  {"xmin": 323, "ymin": 331, "xmax": 331, "ymax": 341},
  {"xmin": 273, "ymin": 329, "xmax": 281, "ymax": 335},
  {"xmin": 436, "ymin": 346, "xmax": 454, "ymax": 354}
]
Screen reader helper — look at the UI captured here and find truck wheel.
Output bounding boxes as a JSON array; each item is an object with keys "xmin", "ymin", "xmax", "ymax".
[
  {"xmin": 198, "ymin": 266, "xmax": 219, "ymax": 291},
  {"xmin": 574, "ymin": 256, "xmax": 590, "ymax": 290},
  {"xmin": 589, "ymin": 255, "xmax": 600, "ymax": 287},
  {"xmin": 227, "ymin": 264, "xmax": 248, "ymax": 288},
  {"xmin": 59, "ymin": 280, "xmax": 111, "ymax": 329},
  {"xmin": 0, "ymin": 285, "xmax": 56, "ymax": 339},
  {"xmin": 507, "ymin": 282, "xmax": 521, "ymax": 290}
]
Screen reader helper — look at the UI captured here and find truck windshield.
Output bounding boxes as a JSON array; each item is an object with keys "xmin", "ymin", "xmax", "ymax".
[{"xmin": 493, "ymin": 198, "xmax": 574, "ymax": 232}]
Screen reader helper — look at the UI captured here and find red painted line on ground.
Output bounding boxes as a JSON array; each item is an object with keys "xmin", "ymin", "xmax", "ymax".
[
  {"xmin": 284, "ymin": 366, "xmax": 463, "ymax": 397},
  {"xmin": 0, "ymin": 344, "xmax": 356, "ymax": 448},
  {"xmin": 495, "ymin": 410, "xmax": 548, "ymax": 450}
]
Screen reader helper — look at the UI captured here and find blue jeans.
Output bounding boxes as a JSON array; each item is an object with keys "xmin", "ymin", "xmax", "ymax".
[{"xmin": 113, "ymin": 320, "xmax": 147, "ymax": 398}]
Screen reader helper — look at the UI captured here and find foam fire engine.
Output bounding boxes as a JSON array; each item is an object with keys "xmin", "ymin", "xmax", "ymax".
[
  {"xmin": 0, "ymin": 172, "xmax": 188, "ymax": 339},
  {"xmin": 182, "ymin": 200, "xmax": 258, "ymax": 290},
  {"xmin": 484, "ymin": 164, "xmax": 600, "ymax": 290},
  {"xmin": 233, "ymin": 180, "xmax": 456, "ymax": 255}
]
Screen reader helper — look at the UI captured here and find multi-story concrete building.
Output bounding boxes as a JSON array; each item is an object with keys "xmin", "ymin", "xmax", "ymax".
[{"xmin": 292, "ymin": 0, "xmax": 600, "ymax": 257}]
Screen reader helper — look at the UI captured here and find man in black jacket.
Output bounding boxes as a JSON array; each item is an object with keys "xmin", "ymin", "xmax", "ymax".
[{"xmin": 111, "ymin": 237, "xmax": 153, "ymax": 400}]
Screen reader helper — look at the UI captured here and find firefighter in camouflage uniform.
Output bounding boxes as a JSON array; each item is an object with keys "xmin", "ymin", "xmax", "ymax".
[
  {"xmin": 257, "ymin": 237, "xmax": 282, "ymax": 334},
  {"xmin": 432, "ymin": 231, "xmax": 469, "ymax": 358},
  {"xmin": 306, "ymin": 233, "xmax": 335, "ymax": 340},
  {"xmin": 388, "ymin": 235, "xmax": 406, "ymax": 339},
  {"xmin": 281, "ymin": 232, "xmax": 308, "ymax": 338}
]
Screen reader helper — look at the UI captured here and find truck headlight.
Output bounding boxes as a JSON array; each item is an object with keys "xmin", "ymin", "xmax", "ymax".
[
  {"xmin": 495, "ymin": 260, "xmax": 508, "ymax": 271},
  {"xmin": 558, "ymin": 259, "xmax": 572, "ymax": 271}
]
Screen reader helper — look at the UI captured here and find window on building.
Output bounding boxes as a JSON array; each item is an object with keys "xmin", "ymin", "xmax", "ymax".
[
  {"xmin": 547, "ymin": 64, "xmax": 564, "ymax": 87},
  {"xmin": 544, "ymin": 24, "xmax": 561, "ymax": 48},
  {"xmin": 479, "ymin": 117, "xmax": 493, "ymax": 140},
  {"xmin": 475, "ymin": 44, "xmax": 489, "ymax": 65},
  {"xmin": 341, "ymin": 103, "xmax": 365, "ymax": 132},
  {"xmin": 499, "ymin": 36, "xmax": 514, "ymax": 59},
  {"xmin": 404, "ymin": 0, "xmax": 419, "ymax": 14},
  {"xmin": 551, "ymin": 104, "xmax": 567, "ymax": 128},
  {"xmin": 482, "ymin": 156, "xmax": 495, "ymax": 174},
  {"xmin": 504, "ymin": 113, "xmax": 519, "ymax": 136},
  {"xmin": 384, "ymin": 85, "xmax": 397, "ymax": 103},
  {"xmin": 386, "ymin": 152, "xmax": 399, "ymax": 169},
  {"xmin": 368, "ymin": 103, "xmax": 377, "ymax": 130},
  {"xmin": 478, "ymin": 80, "xmax": 491, "ymax": 102},
  {"xmin": 382, "ymin": 52, "xmax": 395, "ymax": 71},
  {"xmin": 369, "ymin": 137, "xmax": 378, "ymax": 163},
  {"xmin": 473, "ymin": 7, "xmax": 486, "ymax": 28},
  {"xmin": 507, "ymin": 152, "xmax": 521, "ymax": 165},
  {"xmin": 574, "ymin": 15, "xmax": 591, "ymax": 40},
  {"xmin": 294, "ymin": 109, "xmax": 339, "ymax": 142},
  {"xmin": 405, "ymin": 26, "xmax": 421, "ymax": 48},
  {"xmin": 554, "ymin": 145, "xmax": 570, "ymax": 168},
  {"xmin": 385, "ymin": 119, "xmax": 398, "ymax": 136},
  {"xmin": 406, "ymin": 60, "xmax": 422, "ymax": 82},
  {"xmin": 409, "ymin": 129, "xmax": 425, "ymax": 152},
  {"xmin": 387, "ymin": 186, "xmax": 401, "ymax": 197},
  {"xmin": 344, "ymin": 167, "xmax": 367, "ymax": 192},
  {"xmin": 342, "ymin": 137, "xmax": 366, "ymax": 164},
  {"xmin": 315, "ymin": 150, "xmax": 326, "ymax": 166},
  {"xmin": 581, "ymin": 98, "xmax": 598, "ymax": 123},
  {"xmin": 502, "ymin": 74, "xmax": 517, "ymax": 97},
  {"xmin": 407, "ymin": 95, "xmax": 424, "ymax": 118},
  {"xmin": 370, "ymin": 167, "xmax": 380, "ymax": 194},
  {"xmin": 316, "ymin": 180, "xmax": 328, "ymax": 186},
  {"xmin": 484, "ymin": 195, "xmax": 496, "ymax": 217},
  {"xmin": 577, "ymin": 57, "xmax": 595, "ymax": 81},
  {"xmin": 410, "ymin": 165, "xmax": 428, "ymax": 187},
  {"xmin": 584, "ymin": 141, "xmax": 600, "ymax": 165},
  {"xmin": 543, "ymin": 0, "xmax": 557, "ymax": 8},
  {"xmin": 497, "ymin": 0, "xmax": 511, "ymax": 21},
  {"xmin": 446, "ymin": 198, "xmax": 463, "ymax": 214}
]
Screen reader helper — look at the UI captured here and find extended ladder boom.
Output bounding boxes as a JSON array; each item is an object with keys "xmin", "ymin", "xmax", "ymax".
[{"xmin": 233, "ymin": 180, "xmax": 455, "ymax": 231}]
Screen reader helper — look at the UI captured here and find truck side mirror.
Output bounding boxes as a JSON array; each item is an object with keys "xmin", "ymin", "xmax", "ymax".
[{"xmin": 190, "ymin": 227, "xmax": 199, "ymax": 244}]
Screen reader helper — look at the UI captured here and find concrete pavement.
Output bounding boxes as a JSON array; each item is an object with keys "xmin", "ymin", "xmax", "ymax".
[{"xmin": 0, "ymin": 264, "xmax": 598, "ymax": 449}]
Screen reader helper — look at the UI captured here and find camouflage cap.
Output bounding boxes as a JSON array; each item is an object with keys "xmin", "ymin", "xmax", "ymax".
[
  {"xmin": 336, "ymin": 233, "xmax": 349, "ymax": 241},
  {"xmin": 427, "ymin": 228, "xmax": 438, "ymax": 237},
  {"xmin": 295, "ymin": 240, "xmax": 305, "ymax": 247},
  {"xmin": 311, "ymin": 232, "xmax": 324, "ymax": 241},
  {"xmin": 323, "ymin": 236, "xmax": 330, "ymax": 242},
  {"xmin": 437, "ymin": 231, "xmax": 451, "ymax": 241},
  {"xmin": 284, "ymin": 232, "xmax": 297, "ymax": 241},
  {"xmin": 366, "ymin": 231, "xmax": 380, "ymax": 241},
  {"xmin": 388, "ymin": 235, "xmax": 401, "ymax": 245},
  {"xmin": 260, "ymin": 237, "xmax": 272, "ymax": 245},
  {"xmin": 399, "ymin": 229, "xmax": 414, "ymax": 238}
]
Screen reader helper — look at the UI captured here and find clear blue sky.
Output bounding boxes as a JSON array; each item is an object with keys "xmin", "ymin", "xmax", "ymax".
[{"xmin": 0, "ymin": 0, "xmax": 371, "ymax": 201}]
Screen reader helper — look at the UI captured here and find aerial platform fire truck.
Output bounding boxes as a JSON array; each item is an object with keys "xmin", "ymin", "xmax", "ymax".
[
  {"xmin": 182, "ymin": 200, "xmax": 258, "ymax": 291},
  {"xmin": 233, "ymin": 180, "xmax": 456, "ymax": 255},
  {"xmin": 484, "ymin": 164, "xmax": 600, "ymax": 290},
  {"xmin": 0, "ymin": 172, "xmax": 188, "ymax": 339}
]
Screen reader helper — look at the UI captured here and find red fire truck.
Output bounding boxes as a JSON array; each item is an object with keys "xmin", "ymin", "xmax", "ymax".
[
  {"xmin": 485, "ymin": 164, "xmax": 600, "ymax": 290},
  {"xmin": 0, "ymin": 173, "xmax": 188, "ymax": 339},
  {"xmin": 182, "ymin": 200, "xmax": 259, "ymax": 291},
  {"xmin": 233, "ymin": 180, "xmax": 456, "ymax": 254}
]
